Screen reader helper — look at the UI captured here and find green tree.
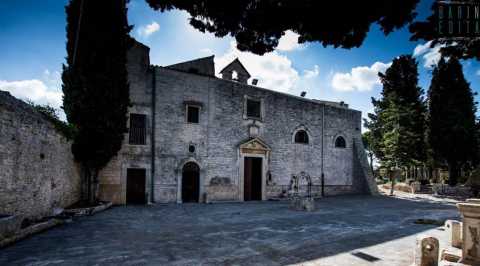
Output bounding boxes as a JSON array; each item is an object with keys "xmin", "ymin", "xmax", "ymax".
[
  {"xmin": 362, "ymin": 131, "xmax": 376, "ymax": 177},
  {"xmin": 62, "ymin": 0, "xmax": 132, "ymax": 204},
  {"xmin": 428, "ymin": 57, "xmax": 478, "ymax": 186},
  {"xmin": 366, "ymin": 55, "xmax": 426, "ymax": 171},
  {"xmin": 364, "ymin": 104, "xmax": 386, "ymax": 164},
  {"xmin": 146, "ymin": 0, "xmax": 420, "ymax": 55},
  {"xmin": 28, "ymin": 103, "xmax": 75, "ymax": 139}
]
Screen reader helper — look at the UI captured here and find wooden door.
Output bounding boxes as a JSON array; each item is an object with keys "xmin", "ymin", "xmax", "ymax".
[
  {"xmin": 182, "ymin": 162, "xmax": 200, "ymax": 203},
  {"xmin": 126, "ymin": 168, "xmax": 146, "ymax": 204},
  {"xmin": 244, "ymin": 157, "xmax": 262, "ymax": 201}
]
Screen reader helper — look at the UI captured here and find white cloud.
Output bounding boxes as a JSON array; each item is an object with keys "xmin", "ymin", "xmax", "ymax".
[
  {"xmin": 0, "ymin": 69, "xmax": 65, "ymax": 119},
  {"xmin": 215, "ymin": 41, "xmax": 299, "ymax": 92},
  {"xmin": 0, "ymin": 79, "xmax": 62, "ymax": 108},
  {"xmin": 413, "ymin": 41, "xmax": 432, "ymax": 57},
  {"xmin": 476, "ymin": 69, "xmax": 480, "ymax": 76},
  {"xmin": 137, "ymin": 22, "xmax": 160, "ymax": 38},
  {"xmin": 277, "ymin": 30, "xmax": 303, "ymax": 52},
  {"xmin": 413, "ymin": 41, "xmax": 445, "ymax": 68},
  {"xmin": 331, "ymin": 62, "xmax": 391, "ymax": 92},
  {"xmin": 303, "ymin": 65, "xmax": 319, "ymax": 79}
]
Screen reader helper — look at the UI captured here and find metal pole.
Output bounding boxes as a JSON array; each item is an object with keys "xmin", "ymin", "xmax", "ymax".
[
  {"xmin": 321, "ymin": 104, "xmax": 325, "ymax": 197},
  {"xmin": 150, "ymin": 67, "xmax": 156, "ymax": 203}
]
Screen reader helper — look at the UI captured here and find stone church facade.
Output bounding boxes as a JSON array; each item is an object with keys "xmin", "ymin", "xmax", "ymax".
[{"xmin": 98, "ymin": 41, "xmax": 377, "ymax": 205}]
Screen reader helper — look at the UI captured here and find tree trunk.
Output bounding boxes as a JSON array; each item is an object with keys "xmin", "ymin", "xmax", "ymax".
[
  {"xmin": 448, "ymin": 162, "xmax": 459, "ymax": 186},
  {"xmin": 87, "ymin": 169, "xmax": 99, "ymax": 205},
  {"xmin": 389, "ymin": 170, "xmax": 395, "ymax": 196},
  {"xmin": 368, "ymin": 153, "xmax": 375, "ymax": 178},
  {"xmin": 81, "ymin": 164, "xmax": 99, "ymax": 205},
  {"xmin": 84, "ymin": 165, "xmax": 91, "ymax": 203}
]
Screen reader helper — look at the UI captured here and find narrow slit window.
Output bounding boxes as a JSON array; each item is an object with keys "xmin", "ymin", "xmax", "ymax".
[
  {"xmin": 187, "ymin": 105, "xmax": 200, "ymax": 123},
  {"xmin": 129, "ymin": 114, "xmax": 146, "ymax": 145},
  {"xmin": 246, "ymin": 99, "xmax": 261, "ymax": 119}
]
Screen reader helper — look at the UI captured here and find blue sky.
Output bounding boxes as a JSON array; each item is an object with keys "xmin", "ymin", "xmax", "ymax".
[{"xmin": 0, "ymin": 0, "xmax": 479, "ymax": 122}]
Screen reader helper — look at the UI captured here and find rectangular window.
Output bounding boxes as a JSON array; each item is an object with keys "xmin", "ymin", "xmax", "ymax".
[
  {"xmin": 129, "ymin": 114, "xmax": 146, "ymax": 145},
  {"xmin": 246, "ymin": 98, "xmax": 261, "ymax": 119},
  {"xmin": 187, "ymin": 105, "xmax": 200, "ymax": 123}
]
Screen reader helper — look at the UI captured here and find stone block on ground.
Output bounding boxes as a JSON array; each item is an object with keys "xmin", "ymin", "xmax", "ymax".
[
  {"xmin": 445, "ymin": 220, "xmax": 463, "ymax": 248},
  {"xmin": 413, "ymin": 235, "xmax": 439, "ymax": 266},
  {"xmin": 441, "ymin": 246, "xmax": 462, "ymax": 263},
  {"xmin": 466, "ymin": 199, "xmax": 480, "ymax": 205},
  {"xmin": 439, "ymin": 261, "xmax": 467, "ymax": 266}
]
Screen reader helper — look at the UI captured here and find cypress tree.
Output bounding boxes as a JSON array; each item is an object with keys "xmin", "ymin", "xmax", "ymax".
[
  {"xmin": 367, "ymin": 55, "xmax": 426, "ymax": 171},
  {"xmin": 62, "ymin": 0, "xmax": 132, "ymax": 204},
  {"xmin": 428, "ymin": 57, "xmax": 478, "ymax": 186},
  {"xmin": 364, "ymin": 106, "xmax": 385, "ymax": 164},
  {"xmin": 362, "ymin": 131, "xmax": 376, "ymax": 177}
]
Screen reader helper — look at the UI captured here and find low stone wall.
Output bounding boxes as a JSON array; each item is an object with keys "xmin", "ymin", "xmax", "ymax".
[
  {"xmin": 432, "ymin": 184, "xmax": 472, "ymax": 197},
  {"xmin": 0, "ymin": 91, "xmax": 81, "ymax": 220},
  {"xmin": 382, "ymin": 182, "xmax": 415, "ymax": 193}
]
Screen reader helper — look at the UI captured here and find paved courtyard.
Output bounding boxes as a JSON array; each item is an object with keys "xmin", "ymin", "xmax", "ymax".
[{"xmin": 0, "ymin": 195, "xmax": 459, "ymax": 266}]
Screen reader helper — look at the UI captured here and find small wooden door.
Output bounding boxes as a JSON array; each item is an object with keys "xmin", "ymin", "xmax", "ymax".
[
  {"xmin": 182, "ymin": 162, "xmax": 200, "ymax": 203},
  {"xmin": 126, "ymin": 168, "xmax": 146, "ymax": 204},
  {"xmin": 244, "ymin": 157, "xmax": 262, "ymax": 201}
]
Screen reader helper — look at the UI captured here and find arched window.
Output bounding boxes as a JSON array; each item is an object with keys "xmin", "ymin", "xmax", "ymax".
[
  {"xmin": 294, "ymin": 130, "xmax": 309, "ymax": 144},
  {"xmin": 335, "ymin": 136, "xmax": 346, "ymax": 148}
]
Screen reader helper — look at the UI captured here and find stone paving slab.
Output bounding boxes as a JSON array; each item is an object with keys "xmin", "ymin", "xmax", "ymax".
[{"xmin": 0, "ymin": 195, "xmax": 459, "ymax": 266}]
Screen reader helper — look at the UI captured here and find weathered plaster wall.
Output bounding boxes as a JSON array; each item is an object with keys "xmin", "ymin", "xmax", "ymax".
[{"xmin": 0, "ymin": 91, "xmax": 81, "ymax": 220}]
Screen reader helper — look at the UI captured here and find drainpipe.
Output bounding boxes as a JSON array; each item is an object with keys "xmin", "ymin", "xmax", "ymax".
[
  {"xmin": 321, "ymin": 104, "xmax": 325, "ymax": 197},
  {"xmin": 150, "ymin": 67, "xmax": 156, "ymax": 203}
]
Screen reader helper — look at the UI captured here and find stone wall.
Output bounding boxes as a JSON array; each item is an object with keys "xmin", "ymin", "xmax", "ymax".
[
  {"xmin": 0, "ymin": 91, "xmax": 81, "ymax": 220},
  {"xmin": 153, "ymin": 67, "xmax": 376, "ymax": 202}
]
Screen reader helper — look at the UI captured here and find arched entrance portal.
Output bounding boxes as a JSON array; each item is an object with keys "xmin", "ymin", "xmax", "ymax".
[{"xmin": 182, "ymin": 162, "xmax": 200, "ymax": 203}]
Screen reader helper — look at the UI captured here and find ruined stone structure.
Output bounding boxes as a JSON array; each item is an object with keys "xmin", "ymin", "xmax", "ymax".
[
  {"xmin": 0, "ymin": 91, "xmax": 81, "ymax": 219},
  {"xmin": 98, "ymin": 40, "xmax": 377, "ymax": 204}
]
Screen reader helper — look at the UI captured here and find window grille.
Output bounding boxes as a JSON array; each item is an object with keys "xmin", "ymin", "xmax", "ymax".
[{"xmin": 129, "ymin": 114, "xmax": 146, "ymax": 145}]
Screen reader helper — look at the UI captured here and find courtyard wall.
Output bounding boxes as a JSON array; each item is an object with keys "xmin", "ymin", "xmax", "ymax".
[{"xmin": 0, "ymin": 91, "xmax": 81, "ymax": 220}]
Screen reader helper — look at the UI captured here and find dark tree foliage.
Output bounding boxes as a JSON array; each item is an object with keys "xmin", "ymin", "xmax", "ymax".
[
  {"xmin": 364, "ymin": 110, "xmax": 385, "ymax": 163},
  {"xmin": 366, "ymin": 55, "xmax": 426, "ymax": 169},
  {"xmin": 62, "ymin": 0, "xmax": 132, "ymax": 203},
  {"xmin": 410, "ymin": 1, "xmax": 480, "ymax": 60},
  {"xmin": 428, "ymin": 57, "xmax": 478, "ymax": 186},
  {"xmin": 28, "ymin": 102, "xmax": 76, "ymax": 139},
  {"xmin": 146, "ymin": 0, "xmax": 420, "ymax": 55}
]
